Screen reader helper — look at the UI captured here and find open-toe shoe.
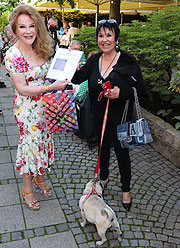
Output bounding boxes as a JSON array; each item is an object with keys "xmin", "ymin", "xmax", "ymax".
[
  {"xmin": 21, "ymin": 187, "xmax": 40, "ymax": 211},
  {"xmin": 33, "ymin": 177, "xmax": 52, "ymax": 197}
]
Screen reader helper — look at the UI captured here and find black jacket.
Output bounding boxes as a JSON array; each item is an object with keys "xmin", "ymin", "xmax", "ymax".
[{"xmin": 72, "ymin": 50, "xmax": 146, "ymax": 124}]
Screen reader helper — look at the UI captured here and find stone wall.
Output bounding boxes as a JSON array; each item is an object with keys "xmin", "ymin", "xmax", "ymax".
[{"xmin": 142, "ymin": 108, "xmax": 180, "ymax": 168}]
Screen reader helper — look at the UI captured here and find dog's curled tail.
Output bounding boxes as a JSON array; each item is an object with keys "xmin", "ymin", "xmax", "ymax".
[{"xmin": 101, "ymin": 208, "xmax": 114, "ymax": 219}]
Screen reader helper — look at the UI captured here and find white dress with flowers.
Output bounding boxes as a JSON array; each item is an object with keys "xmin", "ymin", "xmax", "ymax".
[{"xmin": 5, "ymin": 46, "xmax": 54, "ymax": 176}]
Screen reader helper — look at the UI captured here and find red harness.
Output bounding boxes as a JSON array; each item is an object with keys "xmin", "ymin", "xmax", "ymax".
[{"xmin": 82, "ymin": 184, "xmax": 102, "ymax": 206}]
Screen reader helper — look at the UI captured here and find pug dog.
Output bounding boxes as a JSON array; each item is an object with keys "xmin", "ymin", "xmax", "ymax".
[{"xmin": 79, "ymin": 179, "xmax": 122, "ymax": 246}]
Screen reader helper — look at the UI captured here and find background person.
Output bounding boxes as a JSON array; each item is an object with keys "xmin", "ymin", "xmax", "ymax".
[
  {"xmin": 67, "ymin": 22, "xmax": 80, "ymax": 41},
  {"xmin": 4, "ymin": 13, "xmax": 18, "ymax": 48},
  {"xmin": 60, "ymin": 21, "xmax": 68, "ymax": 35},
  {"xmin": 47, "ymin": 17, "xmax": 58, "ymax": 54},
  {"xmin": 5, "ymin": 5, "xmax": 68, "ymax": 211},
  {"xmin": 71, "ymin": 19, "xmax": 145, "ymax": 211}
]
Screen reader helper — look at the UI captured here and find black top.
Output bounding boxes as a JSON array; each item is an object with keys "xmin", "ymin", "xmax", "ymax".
[{"xmin": 72, "ymin": 50, "xmax": 145, "ymax": 124}]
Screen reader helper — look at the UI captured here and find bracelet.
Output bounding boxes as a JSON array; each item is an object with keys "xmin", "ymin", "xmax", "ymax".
[{"xmin": 44, "ymin": 85, "xmax": 51, "ymax": 93}]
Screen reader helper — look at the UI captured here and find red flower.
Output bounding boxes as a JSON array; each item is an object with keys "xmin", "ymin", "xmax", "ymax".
[
  {"xmin": 14, "ymin": 114, "xmax": 18, "ymax": 123},
  {"xmin": 34, "ymin": 157, "xmax": 38, "ymax": 166},
  {"xmin": 32, "ymin": 94, "xmax": 41, "ymax": 101},
  {"xmin": 16, "ymin": 157, "xmax": 25, "ymax": 170},
  {"xmin": 48, "ymin": 150, "xmax": 53, "ymax": 158},
  {"xmin": 18, "ymin": 121, "xmax": 27, "ymax": 135},
  {"xmin": 13, "ymin": 94, "xmax": 17, "ymax": 108},
  {"xmin": 38, "ymin": 120, "xmax": 46, "ymax": 131},
  {"xmin": 39, "ymin": 167, "xmax": 44, "ymax": 175},
  {"xmin": 43, "ymin": 161, "xmax": 48, "ymax": 167},
  {"xmin": 38, "ymin": 141, "xmax": 45, "ymax": 152}
]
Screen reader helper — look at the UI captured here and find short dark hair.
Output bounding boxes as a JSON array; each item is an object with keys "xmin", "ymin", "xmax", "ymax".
[{"xmin": 96, "ymin": 20, "xmax": 120, "ymax": 42}]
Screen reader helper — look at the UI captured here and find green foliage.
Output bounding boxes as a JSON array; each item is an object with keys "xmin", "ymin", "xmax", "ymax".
[
  {"xmin": 173, "ymin": 116, "xmax": 180, "ymax": 130},
  {"xmin": 119, "ymin": 4, "xmax": 180, "ymax": 130},
  {"xmin": 169, "ymin": 59, "xmax": 180, "ymax": 93},
  {"xmin": 119, "ymin": 5, "xmax": 180, "ymax": 91},
  {"xmin": 0, "ymin": 0, "xmax": 21, "ymax": 12},
  {"xmin": 0, "ymin": 11, "xmax": 10, "ymax": 35},
  {"xmin": 73, "ymin": 26, "xmax": 97, "ymax": 57}
]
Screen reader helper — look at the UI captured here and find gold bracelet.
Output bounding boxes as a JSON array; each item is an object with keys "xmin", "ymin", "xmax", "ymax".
[{"xmin": 44, "ymin": 85, "xmax": 51, "ymax": 93}]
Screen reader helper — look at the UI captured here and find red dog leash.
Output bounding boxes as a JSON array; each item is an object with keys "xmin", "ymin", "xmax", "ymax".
[{"xmin": 94, "ymin": 85, "xmax": 111, "ymax": 178}]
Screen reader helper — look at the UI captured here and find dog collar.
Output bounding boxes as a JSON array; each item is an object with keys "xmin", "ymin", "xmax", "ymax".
[{"xmin": 82, "ymin": 186, "xmax": 102, "ymax": 206}]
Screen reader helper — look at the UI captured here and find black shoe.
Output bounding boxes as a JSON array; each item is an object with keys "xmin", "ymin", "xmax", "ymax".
[
  {"xmin": 0, "ymin": 84, "xmax": 6, "ymax": 88},
  {"xmin": 122, "ymin": 200, "xmax": 132, "ymax": 211}
]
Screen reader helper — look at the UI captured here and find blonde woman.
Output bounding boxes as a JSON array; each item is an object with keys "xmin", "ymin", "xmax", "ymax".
[{"xmin": 5, "ymin": 5, "xmax": 68, "ymax": 210}]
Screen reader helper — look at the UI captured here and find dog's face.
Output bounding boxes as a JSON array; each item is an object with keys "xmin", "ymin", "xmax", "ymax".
[{"xmin": 84, "ymin": 179, "xmax": 104, "ymax": 196}]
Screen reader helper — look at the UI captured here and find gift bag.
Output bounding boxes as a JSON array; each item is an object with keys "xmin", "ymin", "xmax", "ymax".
[
  {"xmin": 117, "ymin": 87, "xmax": 153, "ymax": 149},
  {"xmin": 42, "ymin": 90, "xmax": 78, "ymax": 133}
]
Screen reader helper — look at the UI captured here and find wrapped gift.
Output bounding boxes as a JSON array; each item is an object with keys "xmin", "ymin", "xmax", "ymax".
[{"xmin": 42, "ymin": 90, "xmax": 78, "ymax": 133}]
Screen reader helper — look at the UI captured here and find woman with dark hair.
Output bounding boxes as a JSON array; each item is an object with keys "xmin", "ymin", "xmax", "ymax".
[{"xmin": 71, "ymin": 19, "xmax": 146, "ymax": 211}]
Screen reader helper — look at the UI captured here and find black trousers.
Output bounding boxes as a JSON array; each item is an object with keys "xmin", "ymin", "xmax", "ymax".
[{"xmin": 94, "ymin": 111, "xmax": 131, "ymax": 192}]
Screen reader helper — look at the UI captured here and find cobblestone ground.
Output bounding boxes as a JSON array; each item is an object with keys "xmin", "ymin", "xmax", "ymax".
[{"xmin": 0, "ymin": 65, "xmax": 180, "ymax": 248}]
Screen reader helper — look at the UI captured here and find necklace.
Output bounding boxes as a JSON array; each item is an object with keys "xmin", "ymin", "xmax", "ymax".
[{"xmin": 98, "ymin": 52, "xmax": 117, "ymax": 84}]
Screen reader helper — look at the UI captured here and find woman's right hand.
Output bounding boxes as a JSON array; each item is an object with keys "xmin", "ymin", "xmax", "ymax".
[{"xmin": 51, "ymin": 80, "xmax": 68, "ymax": 91}]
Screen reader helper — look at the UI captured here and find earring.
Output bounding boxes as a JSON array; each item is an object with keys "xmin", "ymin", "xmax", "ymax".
[
  {"xmin": 97, "ymin": 46, "xmax": 101, "ymax": 53},
  {"xmin": 115, "ymin": 41, "xmax": 120, "ymax": 52}
]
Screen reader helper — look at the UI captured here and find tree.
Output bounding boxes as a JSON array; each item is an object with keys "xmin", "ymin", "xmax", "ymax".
[
  {"xmin": 0, "ymin": 0, "xmax": 22, "ymax": 12},
  {"xmin": 85, "ymin": 0, "xmax": 110, "ymax": 27},
  {"xmin": 109, "ymin": 0, "xmax": 120, "ymax": 25}
]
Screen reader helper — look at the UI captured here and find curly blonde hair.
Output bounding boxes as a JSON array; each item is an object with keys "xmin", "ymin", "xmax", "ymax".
[{"xmin": 11, "ymin": 4, "xmax": 53, "ymax": 60}]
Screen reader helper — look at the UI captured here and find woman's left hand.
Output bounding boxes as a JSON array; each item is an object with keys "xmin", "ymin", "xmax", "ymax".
[{"xmin": 105, "ymin": 86, "xmax": 120, "ymax": 100}]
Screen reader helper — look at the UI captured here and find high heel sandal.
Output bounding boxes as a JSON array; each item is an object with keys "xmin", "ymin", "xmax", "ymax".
[
  {"xmin": 122, "ymin": 192, "xmax": 132, "ymax": 211},
  {"xmin": 33, "ymin": 177, "xmax": 52, "ymax": 197},
  {"xmin": 21, "ymin": 188, "xmax": 40, "ymax": 211}
]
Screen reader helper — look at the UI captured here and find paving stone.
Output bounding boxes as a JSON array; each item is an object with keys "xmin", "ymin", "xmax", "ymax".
[
  {"xmin": 23, "ymin": 199, "xmax": 66, "ymax": 229},
  {"xmin": 0, "ymin": 135, "xmax": 8, "ymax": 147},
  {"xmin": 45, "ymin": 226, "xmax": 56, "ymax": 234},
  {"xmin": 0, "ymin": 149, "xmax": 11, "ymax": 164},
  {"xmin": 30, "ymin": 232, "xmax": 78, "ymax": 248},
  {"xmin": 11, "ymin": 232, "xmax": 22, "ymax": 241},
  {"xmin": 34, "ymin": 227, "xmax": 45, "ymax": 236},
  {"xmin": 0, "ymin": 240, "xmax": 29, "ymax": 248},
  {"xmin": 10, "ymin": 149, "xmax": 16, "ymax": 163},
  {"xmin": 56, "ymin": 223, "xmax": 69, "ymax": 232},
  {"xmin": 0, "ymin": 184, "xmax": 19, "ymax": 206},
  {"xmin": 7, "ymin": 135, "xmax": 19, "ymax": 147},
  {"xmin": 150, "ymin": 240, "xmax": 163, "ymax": 247},
  {"xmin": 1, "ymin": 233, "xmax": 11, "ymax": 242},
  {"xmin": 0, "ymin": 163, "xmax": 14, "ymax": 180},
  {"xmin": 24, "ymin": 229, "xmax": 34, "ymax": 238},
  {"xmin": 0, "ymin": 205, "xmax": 24, "ymax": 233}
]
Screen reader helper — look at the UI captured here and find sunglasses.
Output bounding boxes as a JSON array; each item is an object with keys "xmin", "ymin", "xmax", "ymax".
[{"xmin": 98, "ymin": 19, "xmax": 117, "ymax": 25}]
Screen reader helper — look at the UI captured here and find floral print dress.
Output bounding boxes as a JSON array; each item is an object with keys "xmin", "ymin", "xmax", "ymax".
[{"xmin": 5, "ymin": 46, "xmax": 54, "ymax": 176}]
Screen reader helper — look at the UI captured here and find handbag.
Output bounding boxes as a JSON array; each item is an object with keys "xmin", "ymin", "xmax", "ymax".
[
  {"xmin": 75, "ymin": 94, "xmax": 95, "ymax": 139},
  {"xmin": 74, "ymin": 80, "xmax": 88, "ymax": 102},
  {"xmin": 42, "ymin": 90, "xmax": 78, "ymax": 133},
  {"xmin": 117, "ymin": 87, "xmax": 153, "ymax": 149}
]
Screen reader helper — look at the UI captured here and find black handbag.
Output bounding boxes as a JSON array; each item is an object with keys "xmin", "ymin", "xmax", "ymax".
[
  {"xmin": 75, "ymin": 95, "xmax": 95, "ymax": 139},
  {"xmin": 117, "ymin": 87, "xmax": 153, "ymax": 149}
]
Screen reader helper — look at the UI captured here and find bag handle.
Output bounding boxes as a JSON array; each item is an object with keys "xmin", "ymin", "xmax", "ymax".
[{"xmin": 121, "ymin": 87, "xmax": 142, "ymax": 124}]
